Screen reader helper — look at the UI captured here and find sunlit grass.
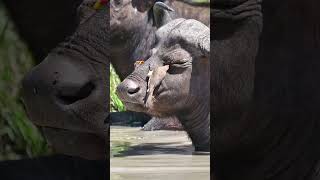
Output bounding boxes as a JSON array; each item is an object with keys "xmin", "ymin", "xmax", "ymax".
[{"xmin": 110, "ymin": 64, "xmax": 125, "ymax": 112}]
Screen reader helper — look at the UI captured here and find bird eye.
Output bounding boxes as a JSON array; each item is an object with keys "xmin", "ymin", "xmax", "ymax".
[
  {"xmin": 112, "ymin": 0, "xmax": 123, "ymax": 8},
  {"xmin": 114, "ymin": 0, "xmax": 123, "ymax": 6}
]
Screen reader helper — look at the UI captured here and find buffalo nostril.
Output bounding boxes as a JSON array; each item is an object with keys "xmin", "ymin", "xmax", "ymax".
[
  {"xmin": 128, "ymin": 86, "xmax": 140, "ymax": 95},
  {"xmin": 57, "ymin": 82, "xmax": 95, "ymax": 105},
  {"xmin": 126, "ymin": 80, "xmax": 140, "ymax": 95}
]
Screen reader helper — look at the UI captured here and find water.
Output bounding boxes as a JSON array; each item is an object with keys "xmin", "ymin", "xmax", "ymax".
[{"xmin": 110, "ymin": 126, "xmax": 210, "ymax": 180}]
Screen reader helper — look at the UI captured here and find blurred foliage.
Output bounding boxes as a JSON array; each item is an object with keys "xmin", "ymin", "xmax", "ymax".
[
  {"xmin": 0, "ymin": 3, "xmax": 50, "ymax": 160},
  {"xmin": 110, "ymin": 64, "xmax": 125, "ymax": 112},
  {"xmin": 110, "ymin": 141, "xmax": 131, "ymax": 157}
]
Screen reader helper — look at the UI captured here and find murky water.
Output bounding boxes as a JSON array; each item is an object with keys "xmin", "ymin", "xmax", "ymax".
[{"xmin": 110, "ymin": 126, "xmax": 210, "ymax": 180}]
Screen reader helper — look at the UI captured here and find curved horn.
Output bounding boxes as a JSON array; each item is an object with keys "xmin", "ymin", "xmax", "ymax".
[
  {"xmin": 153, "ymin": 2, "xmax": 175, "ymax": 28},
  {"xmin": 155, "ymin": 19, "xmax": 210, "ymax": 57},
  {"xmin": 198, "ymin": 30, "xmax": 210, "ymax": 57},
  {"xmin": 170, "ymin": 19, "xmax": 210, "ymax": 57}
]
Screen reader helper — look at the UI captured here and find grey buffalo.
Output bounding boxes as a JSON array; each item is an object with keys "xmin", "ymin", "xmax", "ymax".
[
  {"xmin": 117, "ymin": 5, "xmax": 210, "ymax": 151},
  {"xmin": 110, "ymin": 0, "xmax": 210, "ymax": 131}
]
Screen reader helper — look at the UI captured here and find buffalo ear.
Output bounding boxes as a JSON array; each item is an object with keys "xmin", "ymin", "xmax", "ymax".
[{"xmin": 153, "ymin": 2, "xmax": 174, "ymax": 28}]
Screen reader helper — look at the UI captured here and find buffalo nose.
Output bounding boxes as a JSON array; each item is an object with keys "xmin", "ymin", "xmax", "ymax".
[
  {"xmin": 117, "ymin": 79, "xmax": 140, "ymax": 96},
  {"xmin": 22, "ymin": 55, "xmax": 95, "ymax": 106}
]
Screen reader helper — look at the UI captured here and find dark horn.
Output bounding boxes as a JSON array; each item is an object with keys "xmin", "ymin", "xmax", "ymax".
[
  {"xmin": 199, "ymin": 31, "xmax": 210, "ymax": 56},
  {"xmin": 153, "ymin": 2, "xmax": 175, "ymax": 28}
]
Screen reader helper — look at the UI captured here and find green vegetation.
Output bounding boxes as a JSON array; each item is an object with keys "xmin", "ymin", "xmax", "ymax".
[
  {"xmin": 110, "ymin": 141, "xmax": 131, "ymax": 157},
  {"xmin": 0, "ymin": 4, "xmax": 50, "ymax": 160},
  {"xmin": 110, "ymin": 64, "xmax": 125, "ymax": 112}
]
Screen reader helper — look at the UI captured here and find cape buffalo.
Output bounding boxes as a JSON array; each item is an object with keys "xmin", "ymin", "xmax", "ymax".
[{"xmin": 116, "ymin": 3, "xmax": 210, "ymax": 151}]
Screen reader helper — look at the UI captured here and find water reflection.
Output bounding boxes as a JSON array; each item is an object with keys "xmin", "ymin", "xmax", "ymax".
[{"xmin": 110, "ymin": 126, "xmax": 210, "ymax": 180}]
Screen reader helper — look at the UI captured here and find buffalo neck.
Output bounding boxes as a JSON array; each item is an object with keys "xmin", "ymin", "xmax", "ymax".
[{"xmin": 177, "ymin": 98, "xmax": 210, "ymax": 152}]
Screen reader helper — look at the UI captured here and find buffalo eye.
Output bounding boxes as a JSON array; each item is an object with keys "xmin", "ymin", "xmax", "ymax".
[{"xmin": 167, "ymin": 63, "xmax": 189, "ymax": 74}]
